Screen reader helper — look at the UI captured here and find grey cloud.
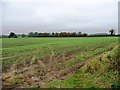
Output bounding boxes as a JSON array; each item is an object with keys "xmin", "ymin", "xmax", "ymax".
[{"xmin": 1, "ymin": 0, "xmax": 118, "ymax": 35}]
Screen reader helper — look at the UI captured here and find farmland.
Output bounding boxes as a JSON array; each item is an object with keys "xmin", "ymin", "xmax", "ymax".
[{"xmin": 2, "ymin": 37, "xmax": 120, "ymax": 88}]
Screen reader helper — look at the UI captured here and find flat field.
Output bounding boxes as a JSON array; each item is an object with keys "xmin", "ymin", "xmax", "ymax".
[{"xmin": 2, "ymin": 37, "xmax": 120, "ymax": 88}]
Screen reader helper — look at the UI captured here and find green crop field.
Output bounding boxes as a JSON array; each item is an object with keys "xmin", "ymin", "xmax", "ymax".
[{"xmin": 2, "ymin": 37, "xmax": 120, "ymax": 88}]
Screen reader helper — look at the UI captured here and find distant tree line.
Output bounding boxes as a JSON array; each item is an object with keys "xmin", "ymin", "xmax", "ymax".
[
  {"xmin": 1, "ymin": 29, "xmax": 119, "ymax": 38},
  {"xmin": 27, "ymin": 32, "xmax": 88, "ymax": 37}
]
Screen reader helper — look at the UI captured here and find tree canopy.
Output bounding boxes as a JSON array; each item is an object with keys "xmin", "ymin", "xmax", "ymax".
[
  {"xmin": 109, "ymin": 29, "xmax": 115, "ymax": 36},
  {"xmin": 8, "ymin": 32, "xmax": 18, "ymax": 38}
]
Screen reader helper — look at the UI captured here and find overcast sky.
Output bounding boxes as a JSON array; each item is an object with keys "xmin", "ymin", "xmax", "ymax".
[{"xmin": 1, "ymin": 0, "xmax": 119, "ymax": 35}]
